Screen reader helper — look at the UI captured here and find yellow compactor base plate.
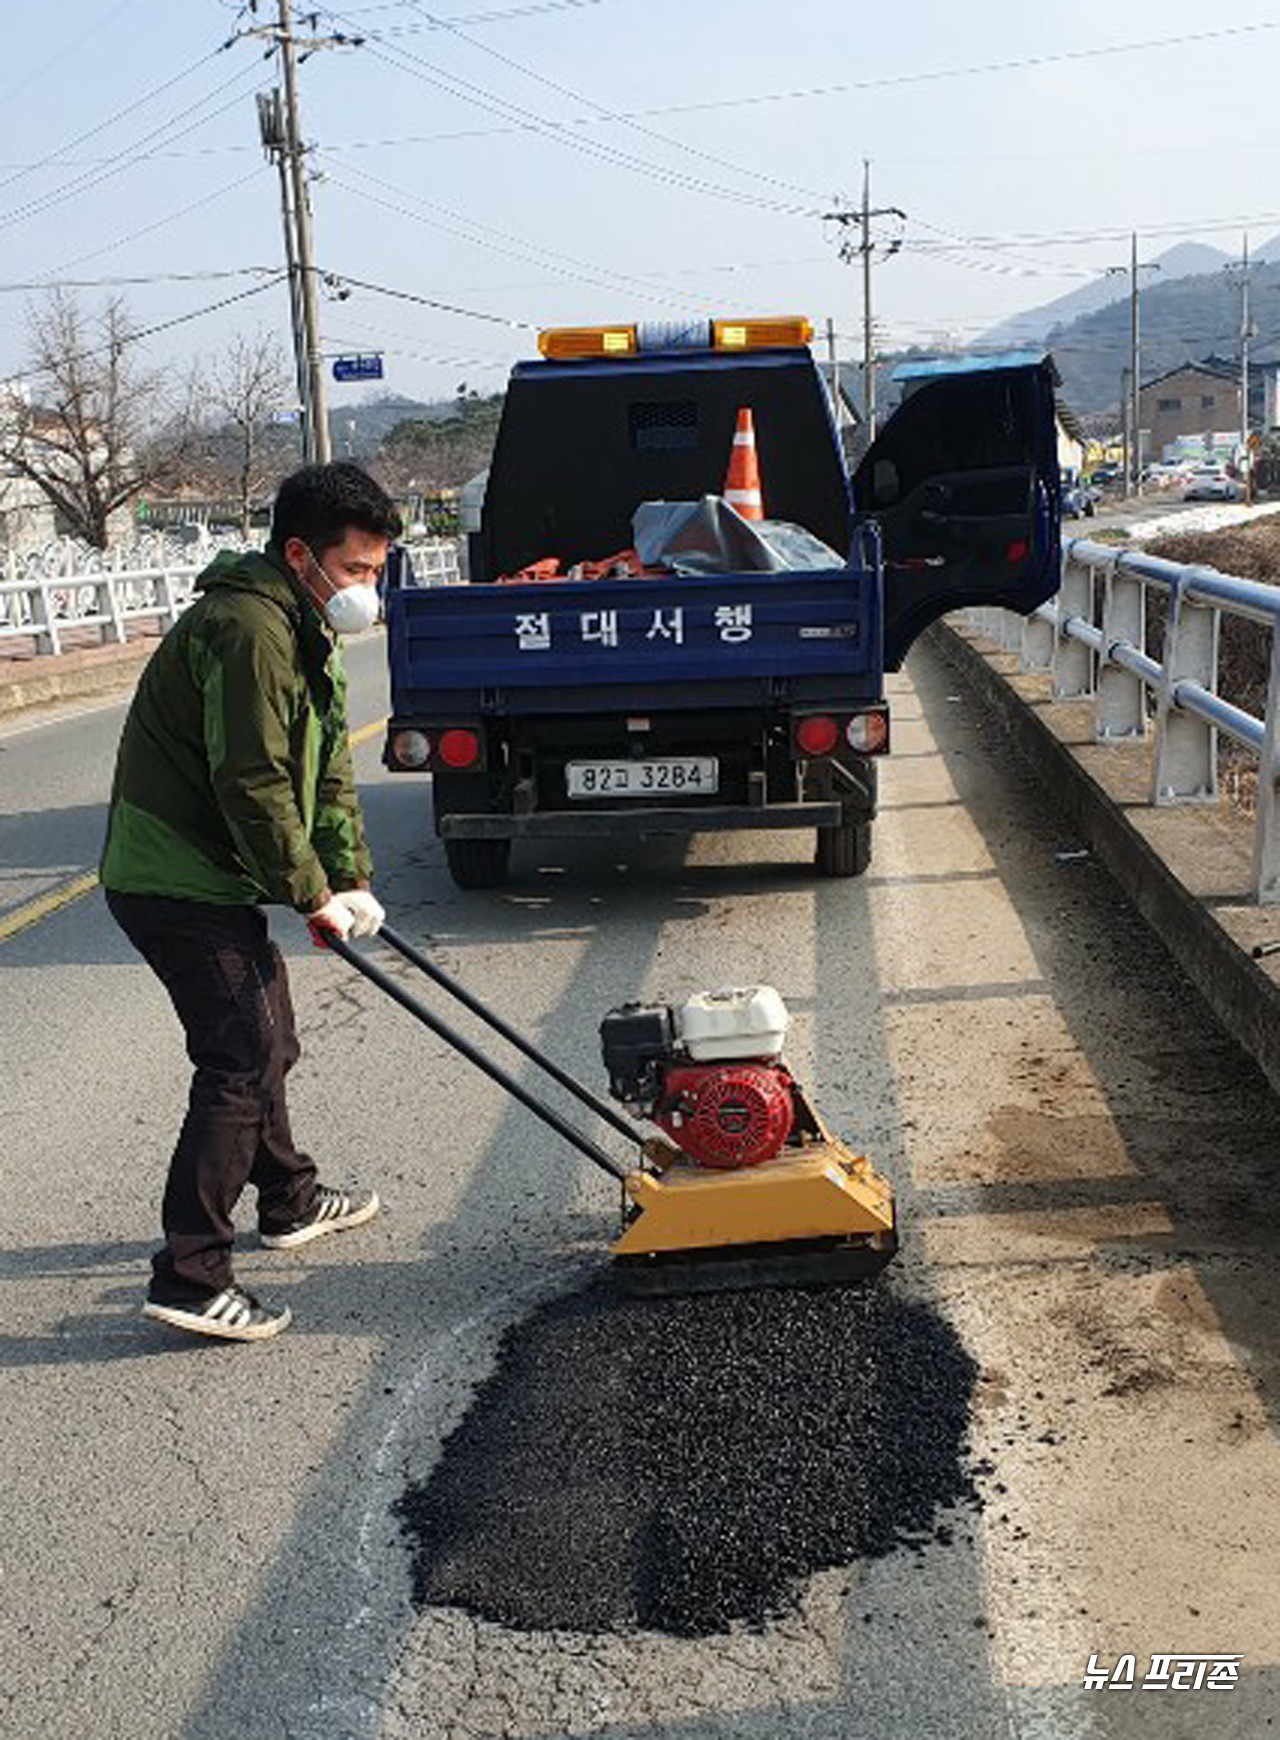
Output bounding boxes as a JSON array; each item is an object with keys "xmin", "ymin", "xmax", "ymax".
[{"xmin": 610, "ymin": 1135, "xmax": 897, "ymax": 1295}]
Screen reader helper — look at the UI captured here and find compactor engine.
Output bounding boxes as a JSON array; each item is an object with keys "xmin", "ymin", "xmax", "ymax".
[
  {"xmin": 600, "ymin": 988, "xmax": 796, "ymax": 1171},
  {"xmin": 323, "ymin": 921, "xmax": 896, "ymax": 1294}
]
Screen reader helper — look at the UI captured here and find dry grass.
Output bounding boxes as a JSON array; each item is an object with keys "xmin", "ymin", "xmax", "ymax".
[{"xmin": 1143, "ymin": 514, "xmax": 1280, "ymax": 584}]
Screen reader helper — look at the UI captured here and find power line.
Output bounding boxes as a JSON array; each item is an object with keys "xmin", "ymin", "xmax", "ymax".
[
  {"xmin": 322, "ymin": 16, "xmax": 1280, "ymax": 148},
  {"xmin": 318, "ymin": 156, "xmax": 725, "ymax": 310},
  {"xmin": 587, "ymin": 19, "xmax": 1280, "ymax": 115},
  {"xmin": 906, "ymin": 214, "xmax": 1096, "ymax": 280},
  {"xmin": 386, "ymin": 0, "xmax": 829, "ymax": 205},
  {"xmin": 905, "ymin": 210, "xmax": 1280, "ymax": 250},
  {"xmin": 0, "ymin": 0, "xmax": 138, "ymax": 109},
  {"xmin": 0, "ymin": 62, "xmax": 269, "ymax": 235},
  {"xmin": 0, "ymin": 268, "xmax": 276, "ymax": 295},
  {"xmin": 344, "ymin": 29, "xmax": 823, "ymax": 217},
  {"xmin": 350, "ymin": 0, "xmax": 610, "ymax": 21},
  {"xmin": 44, "ymin": 168, "xmax": 273, "ymax": 278},
  {"xmin": 20, "ymin": 82, "xmax": 1280, "ymax": 179},
  {"xmin": 0, "ymin": 45, "xmax": 227, "ymax": 199},
  {"xmin": 4, "ymin": 11, "xmax": 1259, "ymax": 201},
  {"xmin": 323, "ymin": 272, "xmax": 537, "ymax": 329},
  {"xmin": 317, "ymin": 248, "xmax": 827, "ymax": 314},
  {"xmin": 128, "ymin": 276, "xmax": 289, "ymax": 345},
  {"xmin": 7, "ymin": 276, "xmax": 288, "ymax": 384}
]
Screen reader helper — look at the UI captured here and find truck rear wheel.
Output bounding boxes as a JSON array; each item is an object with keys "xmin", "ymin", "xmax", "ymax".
[
  {"xmin": 815, "ymin": 820, "xmax": 871, "ymax": 879},
  {"xmin": 444, "ymin": 838, "xmax": 512, "ymax": 890}
]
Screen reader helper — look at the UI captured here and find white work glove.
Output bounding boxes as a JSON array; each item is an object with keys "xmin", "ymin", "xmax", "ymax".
[
  {"xmin": 306, "ymin": 895, "xmax": 355, "ymax": 949},
  {"xmin": 333, "ymin": 888, "xmax": 386, "ymax": 939}
]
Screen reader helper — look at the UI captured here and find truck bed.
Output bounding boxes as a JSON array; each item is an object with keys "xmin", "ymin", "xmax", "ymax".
[{"xmin": 386, "ymin": 563, "xmax": 883, "ymax": 719}]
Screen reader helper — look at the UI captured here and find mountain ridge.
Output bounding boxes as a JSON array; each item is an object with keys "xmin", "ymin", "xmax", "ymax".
[{"xmin": 978, "ymin": 239, "xmax": 1240, "ymax": 350}]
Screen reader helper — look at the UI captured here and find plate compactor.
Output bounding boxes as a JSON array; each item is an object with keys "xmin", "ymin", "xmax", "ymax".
[{"xmin": 330, "ymin": 925, "xmax": 897, "ymax": 1293}]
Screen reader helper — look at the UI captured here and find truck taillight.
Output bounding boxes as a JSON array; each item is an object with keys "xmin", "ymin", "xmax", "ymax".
[
  {"xmin": 392, "ymin": 729, "xmax": 431, "ymax": 768},
  {"xmin": 794, "ymin": 710, "xmax": 890, "ymax": 758},
  {"xmin": 846, "ymin": 710, "xmax": 889, "ymax": 753},
  {"xmin": 795, "ymin": 715, "xmax": 839, "ymax": 756},
  {"xmin": 438, "ymin": 728, "xmax": 481, "ymax": 770}
]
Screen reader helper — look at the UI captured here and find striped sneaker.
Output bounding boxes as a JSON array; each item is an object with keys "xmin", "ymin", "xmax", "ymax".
[
  {"xmin": 260, "ymin": 1183, "xmax": 381, "ymax": 1250},
  {"xmin": 143, "ymin": 1284, "xmax": 292, "ymax": 1342}
]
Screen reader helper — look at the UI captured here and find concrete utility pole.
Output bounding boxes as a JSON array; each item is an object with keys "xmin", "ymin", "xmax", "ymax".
[
  {"xmin": 824, "ymin": 163, "xmax": 905, "ymax": 448},
  {"xmin": 1129, "ymin": 233, "xmax": 1139, "ymax": 493},
  {"xmin": 1106, "ymin": 233, "xmax": 1158, "ymax": 497},
  {"xmin": 257, "ymin": 89, "xmax": 311, "ymax": 459},
  {"xmin": 242, "ymin": 1, "xmax": 361, "ymax": 463},
  {"xmin": 1227, "ymin": 234, "xmax": 1255, "ymax": 489},
  {"xmin": 277, "ymin": 0, "xmax": 330, "ymax": 463},
  {"xmin": 1242, "ymin": 236, "xmax": 1252, "ymax": 464}
]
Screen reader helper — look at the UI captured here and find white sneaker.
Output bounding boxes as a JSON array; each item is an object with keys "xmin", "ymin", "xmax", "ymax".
[
  {"xmin": 260, "ymin": 1184, "xmax": 381, "ymax": 1250},
  {"xmin": 143, "ymin": 1284, "xmax": 291, "ymax": 1342}
]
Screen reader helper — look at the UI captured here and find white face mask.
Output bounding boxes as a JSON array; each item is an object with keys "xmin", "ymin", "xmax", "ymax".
[{"xmin": 305, "ymin": 548, "xmax": 381, "ymax": 635}]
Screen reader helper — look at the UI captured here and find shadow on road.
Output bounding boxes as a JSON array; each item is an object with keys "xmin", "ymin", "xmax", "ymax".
[
  {"xmin": 171, "ymin": 776, "xmax": 1008, "ymax": 1740},
  {"xmin": 916, "ymin": 633, "xmax": 1280, "ymax": 1439}
]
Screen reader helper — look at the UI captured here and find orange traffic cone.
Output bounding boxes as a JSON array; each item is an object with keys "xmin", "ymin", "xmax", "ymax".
[{"xmin": 723, "ymin": 407, "xmax": 764, "ymax": 521}]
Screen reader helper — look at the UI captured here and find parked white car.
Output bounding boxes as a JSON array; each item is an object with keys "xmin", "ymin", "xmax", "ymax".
[{"xmin": 1183, "ymin": 469, "xmax": 1240, "ymax": 502}]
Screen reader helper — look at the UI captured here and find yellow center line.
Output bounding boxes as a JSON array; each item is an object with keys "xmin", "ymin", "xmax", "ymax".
[
  {"xmin": 348, "ymin": 718, "xmax": 385, "ymax": 750},
  {"xmin": 0, "ymin": 718, "xmax": 386, "ymax": 946},
  {"xmin": 0, "ymin": 871, "xmax": 101, "ymax": 944}
]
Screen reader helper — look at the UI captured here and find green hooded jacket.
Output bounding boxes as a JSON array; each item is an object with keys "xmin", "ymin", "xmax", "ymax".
[{"xmin": 100, "ymin": 544, "xmax": 372, "ymax": 911}]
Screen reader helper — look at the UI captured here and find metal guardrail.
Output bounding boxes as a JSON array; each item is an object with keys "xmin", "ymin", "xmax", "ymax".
[
  {"xmin": 0, "ymin": 537, "xmax": 462, "ymax": 657},
  {"xmin": 970, "ymin": 535, "xmax": 1280, "ymax": 904}
]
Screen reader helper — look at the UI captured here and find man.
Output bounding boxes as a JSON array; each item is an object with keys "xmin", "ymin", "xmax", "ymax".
[{"xmin": 101, "ymin": 462, "xmax": 403, "ymax": 1343}]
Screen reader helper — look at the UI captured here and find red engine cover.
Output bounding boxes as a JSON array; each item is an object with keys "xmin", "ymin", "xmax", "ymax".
[{"xmin": 655, "ymin": 1063, "xmax": 794, "ymax": 1169}]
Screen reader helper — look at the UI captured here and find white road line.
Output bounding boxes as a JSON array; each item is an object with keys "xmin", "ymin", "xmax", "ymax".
[{"xmin": 0, "ymin": 693, "xmax": 131, "ymax": 741}]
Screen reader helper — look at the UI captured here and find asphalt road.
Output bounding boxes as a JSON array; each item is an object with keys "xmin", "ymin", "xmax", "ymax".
[{"xmin": 2, "ymin": 629, "xmax": 1278, "ymax": 1740}]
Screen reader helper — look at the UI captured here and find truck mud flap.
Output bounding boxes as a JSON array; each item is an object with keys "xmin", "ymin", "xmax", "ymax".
[{"xmin": 440, "ymin": 802, "xmax": 845, "ymax": 839}]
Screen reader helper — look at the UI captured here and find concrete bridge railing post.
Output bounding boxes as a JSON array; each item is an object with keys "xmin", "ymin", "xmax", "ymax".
[
  {"xmin": 1154, "ymin": 577, "xmax": 1219, "ymax": 806},
  {"xmin": 1098, "ymin": 563, "xmax": 1146, "ymax": 741},
  {"xmin": 1256, "ymin": 627, "xmax": 1280, "ymax": 903},
  {"xmin": 1053, "ymin": 558, "xmax": 1095, "ymax": 700}
]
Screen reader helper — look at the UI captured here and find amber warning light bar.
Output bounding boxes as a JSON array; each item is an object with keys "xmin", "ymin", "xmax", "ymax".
[{"xmin": 537, "ymin": 316, "xmax": 814, "ymax": 362}]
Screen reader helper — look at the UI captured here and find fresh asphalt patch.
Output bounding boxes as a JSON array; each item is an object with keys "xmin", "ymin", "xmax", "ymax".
[{"xmin": 395, "ymin": 1276, "xmax": 980, "ymax": 1637}]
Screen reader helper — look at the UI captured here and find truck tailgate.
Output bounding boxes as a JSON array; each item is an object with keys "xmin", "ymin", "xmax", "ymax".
[{"xmin": 387, "ymin": 566, "xmax": 882, "ymax": 717}]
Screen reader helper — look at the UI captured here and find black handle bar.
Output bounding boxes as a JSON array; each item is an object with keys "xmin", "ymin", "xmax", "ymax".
[
  {"xmin": 379, "ymin": 924, "xmax": 640, "ymax": 1146},
  {"xmin": 323, "ymin": 927, "xmax": 636, "ymax": 1185}
]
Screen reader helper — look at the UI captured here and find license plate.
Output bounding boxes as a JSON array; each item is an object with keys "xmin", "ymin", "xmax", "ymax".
[{"xmin": 565, "ymin": 757, "xmax": 719, "ymax": 799}]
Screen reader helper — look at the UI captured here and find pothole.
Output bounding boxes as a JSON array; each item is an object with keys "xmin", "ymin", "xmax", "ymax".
[{"xmin": 396, "ymin": 1277, "xmax": 979, "ymax": 1637}]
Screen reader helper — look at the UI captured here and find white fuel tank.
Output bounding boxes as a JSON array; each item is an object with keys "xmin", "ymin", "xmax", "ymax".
[{"xmin": 677, "ymin": 985, "xmax": 790, "ymax": 1062}]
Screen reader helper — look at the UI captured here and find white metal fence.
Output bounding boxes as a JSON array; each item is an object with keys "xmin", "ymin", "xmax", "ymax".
[
  {"xmin": 0, "ymin": 535, "xmax": 462, "ymax": 658},
  {"xmin": 971, "ymin": 534, "xmax": 1280, "ymax": 904},
  {"xmin": 398, "ymin": 540, "xmax": 461, "ymax": 587}
]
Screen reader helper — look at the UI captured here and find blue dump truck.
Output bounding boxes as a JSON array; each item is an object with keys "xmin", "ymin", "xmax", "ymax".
[{"xmin": 383, "ymin": 318, "xmax": 1061, "ymax": 889}]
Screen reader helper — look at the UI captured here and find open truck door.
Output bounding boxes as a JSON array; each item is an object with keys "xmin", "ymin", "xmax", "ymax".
[{"xmin": 852, "ymin": 356, "xmax": 1061, "ymax": 670}]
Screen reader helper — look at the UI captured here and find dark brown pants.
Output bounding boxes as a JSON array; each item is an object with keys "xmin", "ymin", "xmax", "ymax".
[{"xmin": 106, "ymin": 891, "xmax": 317, "ymax": 1301}]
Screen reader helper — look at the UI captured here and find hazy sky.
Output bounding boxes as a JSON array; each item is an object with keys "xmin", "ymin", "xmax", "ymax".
[{"xmin": 3, "ymin": 0, "xmax": 1279, "ymax": 413}]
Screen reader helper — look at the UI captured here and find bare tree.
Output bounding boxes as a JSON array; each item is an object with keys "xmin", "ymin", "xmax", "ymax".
[
  {"xmin": 203, "ymin": 330, "xmax": 294, "ymax": 538},
  {"xmin": 0, "ymin": 291, "xmax": 196, "ymax": 548}
]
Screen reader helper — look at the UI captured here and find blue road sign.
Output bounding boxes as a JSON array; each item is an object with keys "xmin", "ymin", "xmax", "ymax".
[{"xmin": 332, "ymin": 354, "xmax": 384, "ymax": 383}]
